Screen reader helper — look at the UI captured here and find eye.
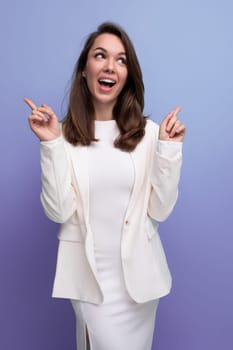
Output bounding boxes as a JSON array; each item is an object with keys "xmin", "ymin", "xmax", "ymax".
[
  {"xmin": 94, "ymin": 52, "xmax": 105, "ymax": 59},
  {"xmin": 117, "ymin": 57, "xmax": 127, "ymax": 65}
]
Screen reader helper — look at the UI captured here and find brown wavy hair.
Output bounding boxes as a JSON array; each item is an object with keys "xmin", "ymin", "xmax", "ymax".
[{"xmin": 62, "ymin": 22, "xmax": 146, "ymax": 152}]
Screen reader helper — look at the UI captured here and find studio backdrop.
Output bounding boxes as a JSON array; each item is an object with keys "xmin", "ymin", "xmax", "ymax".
[{"xmin": 0, "ymin": 0, "xmax": 232, "ymax": 349}]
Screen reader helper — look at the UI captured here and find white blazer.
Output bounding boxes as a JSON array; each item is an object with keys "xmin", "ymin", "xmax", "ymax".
[{"xmin": 40, "ymin": 119, "xmax": 182, "ymax": 304}]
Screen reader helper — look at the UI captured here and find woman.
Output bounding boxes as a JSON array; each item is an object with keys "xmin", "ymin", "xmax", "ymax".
[{"xmin": 25, "ymin": 22, "xmax": 185, "ymax": 350}]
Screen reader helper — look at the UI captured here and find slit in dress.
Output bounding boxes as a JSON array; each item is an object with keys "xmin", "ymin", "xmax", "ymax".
[{"xmin": 85, "ymin": 324, "xmax": 92, "ymax": 350}]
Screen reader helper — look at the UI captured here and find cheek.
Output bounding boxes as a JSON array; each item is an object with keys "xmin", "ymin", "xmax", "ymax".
[
  {"xmin": 85, "ymin": 69, "xmax": 97, "ymax": 90},
  {"xmin": 85, "ymin": 61, "xmax": 97, "ymax": 79}
]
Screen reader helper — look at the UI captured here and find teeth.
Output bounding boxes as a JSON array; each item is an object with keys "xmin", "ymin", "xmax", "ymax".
[{"xmin": 99, "ymin": 79, "xmax": 116, "ymax": 84}]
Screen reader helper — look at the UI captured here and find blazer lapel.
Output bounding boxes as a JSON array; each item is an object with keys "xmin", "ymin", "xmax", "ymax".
[{"xmin": 67, "ymin": 138, "xmax": 147, "ymax": 226}]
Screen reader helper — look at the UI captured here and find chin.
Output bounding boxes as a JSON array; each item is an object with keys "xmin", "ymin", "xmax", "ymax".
[{"xmin": 94, "ymin": 96, "xmax": 117, "ymax": 106}]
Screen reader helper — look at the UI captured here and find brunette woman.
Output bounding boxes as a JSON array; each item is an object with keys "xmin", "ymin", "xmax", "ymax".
[{"xmin": 25, "ymin": 22, "xmax": 185, "ymax": 350}]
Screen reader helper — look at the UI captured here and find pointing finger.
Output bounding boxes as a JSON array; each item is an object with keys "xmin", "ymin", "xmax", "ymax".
[
  {"xmin": 164, "ymin": 106, "xmax": 182, "ymax": 130},
  {"xmin": 173, "ymin": 106, "xmax": 182, "ymax": 117},
  {"xmin": 24, "ymin": 97, "xmax": 37, "ymax": 111},
  {"xmin": 162, "ymin": 106, "xmax": 182, "ymax": 125}
]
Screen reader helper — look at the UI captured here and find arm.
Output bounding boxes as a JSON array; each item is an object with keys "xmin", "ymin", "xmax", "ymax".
[
  {"xmin": 25, "ymin": 98, "xmax": 76, "ymax": 223},
  {"xmin": 148, "ymin": 139, "xmax": 183, "ymax": 221},
  {"xmin": 148, "ymin": 107, "xmax": 186, "ymax": 222},
  {"xmin": 40, "ymin": 136, "xmax": 77, "ymax": 223}
]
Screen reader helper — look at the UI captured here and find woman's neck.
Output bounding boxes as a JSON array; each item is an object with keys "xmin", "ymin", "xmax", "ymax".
[{"xmin": 93, "ymin": 101, "xmax": 114, "ymax": 121}]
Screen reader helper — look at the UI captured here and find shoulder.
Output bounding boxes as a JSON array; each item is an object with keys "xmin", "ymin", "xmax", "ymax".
[
  {"xmin": 145, "ymin": 118, "xmax": 159, "ymax": 139},
  {"xmin": 145, "ymin": 117, "xmax": 159, "ymax": 130}
]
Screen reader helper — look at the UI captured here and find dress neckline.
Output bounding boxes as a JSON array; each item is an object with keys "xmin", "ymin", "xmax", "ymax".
[
  {"xmin": 94, "ymin": 119, "xmax": 116, "ymax": 123},
  {"xmin": 94, "ymin": 120, "xmax": 118, "ymax": 143}
]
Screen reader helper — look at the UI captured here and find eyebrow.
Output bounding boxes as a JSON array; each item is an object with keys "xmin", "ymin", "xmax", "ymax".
[{"xmin": 93, "ymin": 47, "xmax": 126, "ymax": 56}]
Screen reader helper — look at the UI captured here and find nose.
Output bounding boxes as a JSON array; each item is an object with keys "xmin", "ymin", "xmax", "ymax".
[{"xmin": 104, "ymin": 57, "xmax": 115, "ymax": 73}]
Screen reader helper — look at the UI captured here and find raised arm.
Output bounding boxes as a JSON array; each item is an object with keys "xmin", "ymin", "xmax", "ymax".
[
  {"xmin": 148, "ymin": 107, "xmax": 186, "ymax": 222},
  {"xmin": 25, "ymin": 98, "xmax": 76, "ymax": 223}
]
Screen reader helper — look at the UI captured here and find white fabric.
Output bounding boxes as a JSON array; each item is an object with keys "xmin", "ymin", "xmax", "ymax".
[
  {"xmin": 71, "ymin": 298, "xmax": 159, "ymax": 350},
  {"xmin": 71, "ymin": 120, "xmax": 158, "ymax": 350},
  {"xmin": 88, "ymin": 120, "xmax": 134, "ymax": 271},
  {"xmin": 157, "ymin": 140, "xmax": 182, "ymax": 159}
]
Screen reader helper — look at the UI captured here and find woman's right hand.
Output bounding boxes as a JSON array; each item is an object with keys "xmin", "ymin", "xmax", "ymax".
[{"xmin": 24, "ymin": 98, "xmax": 61, "ymax": 141}]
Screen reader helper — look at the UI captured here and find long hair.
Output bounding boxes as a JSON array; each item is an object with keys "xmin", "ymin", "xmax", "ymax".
[{"xmin": 62, "ymin": 22, "xmax": 146, "ymax": 152}]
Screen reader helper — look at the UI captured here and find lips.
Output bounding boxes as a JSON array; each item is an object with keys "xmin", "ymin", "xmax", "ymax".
[{"xmin": 98, "ymin": 78, "xmax": 116, "ymax": 88}]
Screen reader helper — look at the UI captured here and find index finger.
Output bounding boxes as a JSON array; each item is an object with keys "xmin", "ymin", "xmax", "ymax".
[
  {"xmin": 173, "ymin": 106, "xmax": 182, "ymax": 118},
  {"xmin": 24, "ymin": 97, "xmax": 37, "ymax": 111},
  {"xmin": 162, "ymin": 106, "xmax": 180, "ymax": 125},
  {"xmin": 165, "ymin": 106, "xmax": 182, "ymax": 122}
]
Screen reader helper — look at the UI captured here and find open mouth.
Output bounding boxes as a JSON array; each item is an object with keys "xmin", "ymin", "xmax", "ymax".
[{"xmin": 98, "ymin": 78, "xmax": 116, "ymax": 88}]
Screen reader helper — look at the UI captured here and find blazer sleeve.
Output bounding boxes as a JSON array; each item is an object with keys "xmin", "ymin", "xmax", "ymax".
[
  {"xmin": 40, "ymin": 135, "xmax": 76, "ymax": 224},
  {"xmin": 147, "ymin": 122, "xmax": 183, "ymax": 222}
]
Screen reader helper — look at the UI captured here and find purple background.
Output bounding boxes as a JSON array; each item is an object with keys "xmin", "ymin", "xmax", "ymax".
[{"xmin": 1, "ymin": 0, "xmax": 233, "ymax": 349}]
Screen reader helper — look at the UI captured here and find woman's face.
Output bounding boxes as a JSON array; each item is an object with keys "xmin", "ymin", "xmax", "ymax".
[{"xmin": 83, "ymin": 33, "xmax": 128, "ymax": 110}]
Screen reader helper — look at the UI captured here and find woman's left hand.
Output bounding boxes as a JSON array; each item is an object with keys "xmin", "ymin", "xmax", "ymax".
[{"xmin": 159, "ymin": 106, "xmax": 186, "ymax": 142}]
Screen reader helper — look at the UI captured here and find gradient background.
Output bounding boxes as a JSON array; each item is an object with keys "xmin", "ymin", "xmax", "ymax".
[{"xmin": 1, "ymin": 0, "xmax": 233, "ymax": 349}]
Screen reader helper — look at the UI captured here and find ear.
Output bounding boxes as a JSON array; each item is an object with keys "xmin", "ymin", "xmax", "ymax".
[{"xmin": 82, "ymin": 71, "xmax": 86, "ymax": 77}]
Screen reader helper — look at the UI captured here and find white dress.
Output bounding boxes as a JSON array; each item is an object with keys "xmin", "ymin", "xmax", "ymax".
[{"xmin": 71, "ymin": 120, "xmax": 159, "ymax": 350}]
